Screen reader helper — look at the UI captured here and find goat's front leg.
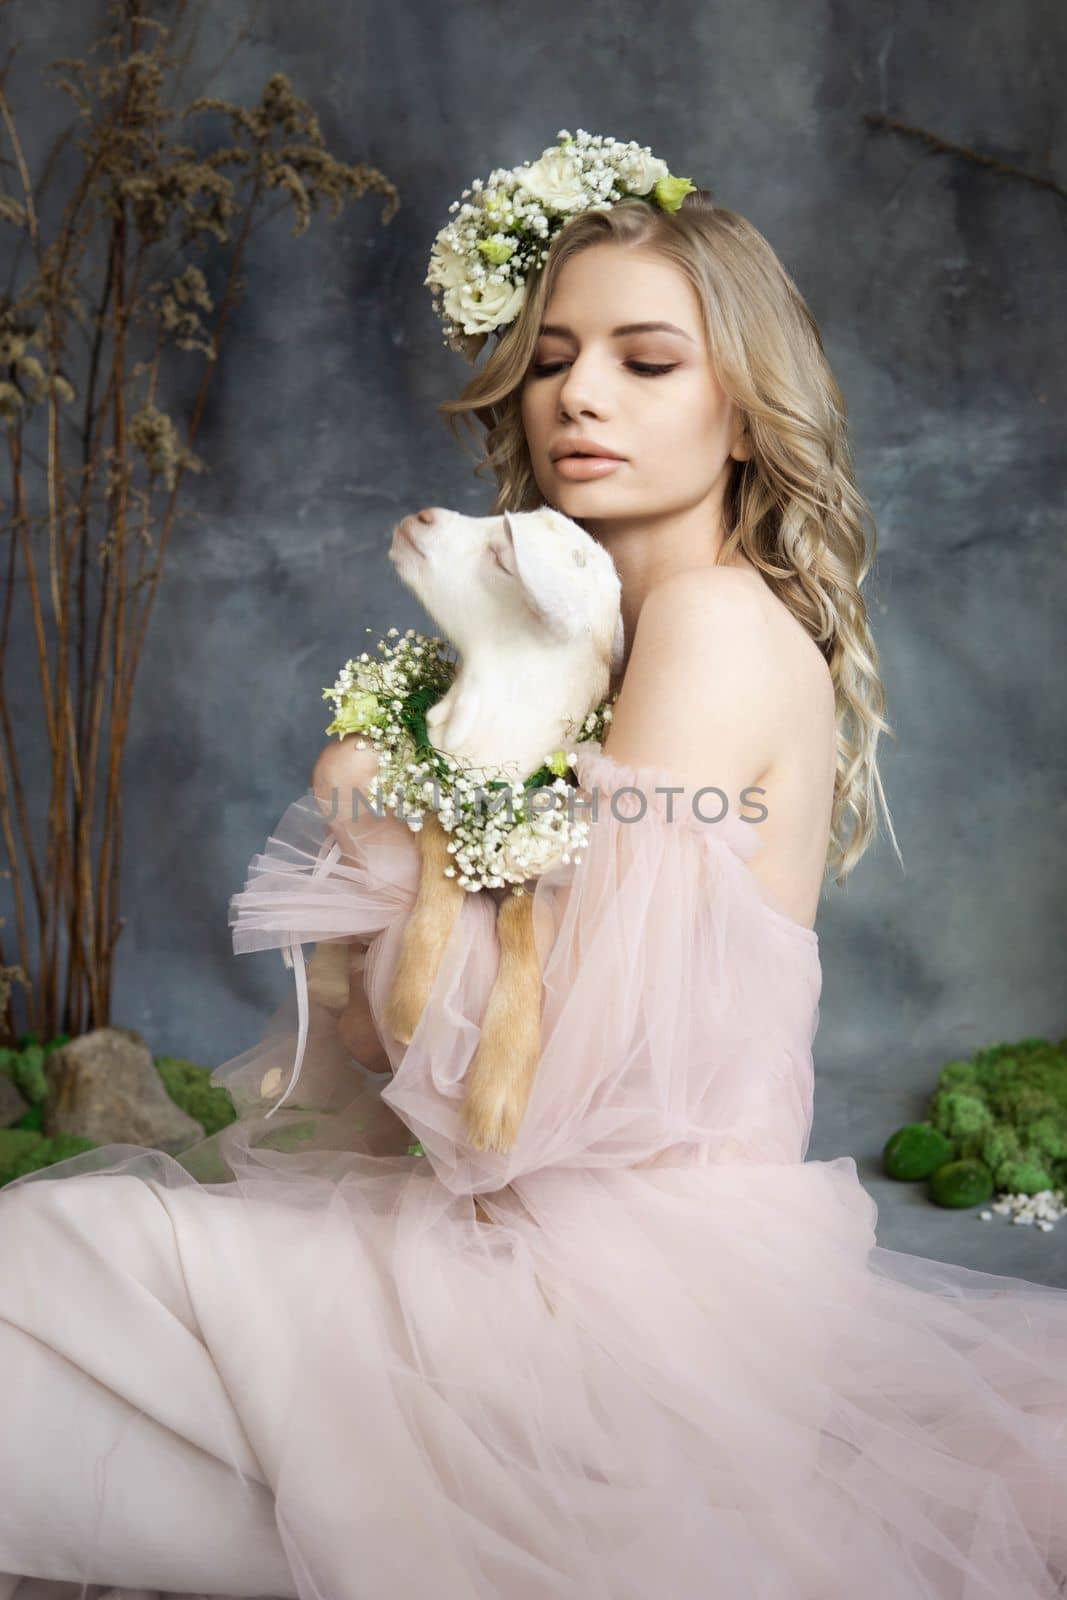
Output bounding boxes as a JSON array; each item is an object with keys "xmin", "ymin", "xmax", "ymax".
[
  {"xmin": 384, "ymin": 810, "xmax": 467, "ymax": 1045},
  {"xmin": 462, "ymin": 889, "xmax": 542, "ymax": 1154}
]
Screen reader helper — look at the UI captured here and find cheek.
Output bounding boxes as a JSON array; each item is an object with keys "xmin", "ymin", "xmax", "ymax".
[
  {"xmin": 520, "ymin": 384, "xmax": 544, "ymax": 439},
  {"xmin": 645, "ymin": 382, "xmax": 706, "ymax": 452},
  {"xmin": 520, "ymin": 391, "xmax": 554, "ymax": 473},
  {"xmin": 656, "ymin": 375, "xmax": 729, "ymax": 454}
]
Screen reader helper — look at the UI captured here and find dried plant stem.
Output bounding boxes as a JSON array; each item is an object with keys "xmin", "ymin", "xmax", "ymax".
[{"xmin": 0, "ymin": 2, "xmax": 399, "ymax": 1045}]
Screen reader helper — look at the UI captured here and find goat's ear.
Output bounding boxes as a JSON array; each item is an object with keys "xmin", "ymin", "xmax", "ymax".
[
  {"xmin": 610, "ymin": 612, "xmax": 625, "ymax": 677},
  {"xmin": 502, "ymin": 510, "xmax": 583, "ymax": 642}
]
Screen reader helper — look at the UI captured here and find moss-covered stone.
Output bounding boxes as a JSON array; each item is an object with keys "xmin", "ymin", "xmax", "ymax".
[
  {"xmin": 921, "ymin": 1037, "xmax": 1067, "ymax": 1198},
  {"xmin": 883, "ymin": 1123, "xmax": 955, "ymax": 1180},
  {"xmin": 0, "ymin": 1035, "xmax": 236, "ymax": 1188},
  {"xmin": 927, "ymin": 1159, "xmax": 995, "ymax": 1210}
]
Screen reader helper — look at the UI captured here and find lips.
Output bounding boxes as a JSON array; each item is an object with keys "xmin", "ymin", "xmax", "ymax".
[
  {"xmin": 550, "ymin": 438, "xmax": 626, "ymax": 462},
  {"xmin": 553, "ymin": 455, "xmax": 624, "ymax": 479}
]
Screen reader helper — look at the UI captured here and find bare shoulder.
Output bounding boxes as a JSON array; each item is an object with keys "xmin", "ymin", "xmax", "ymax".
[
  {"xmin": 605, "ymin": 563, "xmax": 837, "ymax": 927},
  {"xmin": 629, "ymin": 565, "xmax": 779, "ymax": 681},
  {"xmin": 604, "ymin": 563, "xmax": 838, "ymax": 851},
  {"xmin": 670, "ymin": 564, "xmax": 833, "ymax": 734},
  {"xmin": 643, "ymin": 561, "xmax": 764, "ymax": 618},
  {"xmin": 651, "ymin": 563, "xmax": 830, "ymax": 695},
  {"xmin": 605, "ymin": 566, "xmax": 790, "ymax": 796}
]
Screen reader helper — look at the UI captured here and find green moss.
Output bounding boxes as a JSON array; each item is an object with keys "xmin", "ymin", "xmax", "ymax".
[
  {"xmin": 884, "ymin": 1036, "xmax": 1067, "ymax": 1207},
  {"xmin": 883, "ymin": 1123, "xmax": 955, "ymax": 1180},
  {"xmin": 927, "ymin": 1090, "xmax": 995, "ymax": 1144},
  {"xmin": 928, "ymin": 1159, "xmax": 995, "ymax": 1209},
  {"xmin": 154, "ymin": 1055, "xmax": 237, "ymax": 1137},
  {"xmin": 0, "ymin": 1031, "xmax": 69, "ymax": 1107},
  {"xmin": 0, "ymin": 1128, "xmax": 97, "ymax": 1186}
]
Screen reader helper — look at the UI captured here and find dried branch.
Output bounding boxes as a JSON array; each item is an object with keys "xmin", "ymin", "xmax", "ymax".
[{"xmin": 0, "ymin": 0, "xmax": 401, "ymax": 1046}]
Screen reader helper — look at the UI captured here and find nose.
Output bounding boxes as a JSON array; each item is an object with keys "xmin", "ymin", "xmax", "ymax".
[{"xmin": 392, "ymin": 506, "xmax": 441, "ymax": 556}]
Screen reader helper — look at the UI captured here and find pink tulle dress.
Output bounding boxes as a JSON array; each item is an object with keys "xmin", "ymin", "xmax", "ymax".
[{"xmin": 2, "ymin": 743, "xmax": 1066, "ymax": 1600}]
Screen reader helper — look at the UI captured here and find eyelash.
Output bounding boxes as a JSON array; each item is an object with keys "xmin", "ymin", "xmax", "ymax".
[{"xmin": 529, "ymin": 361, "xmax": 678, "ymax": 379}]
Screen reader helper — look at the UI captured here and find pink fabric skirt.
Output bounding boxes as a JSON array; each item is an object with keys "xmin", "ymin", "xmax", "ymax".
[{"xmin": 1, "ymin": 746, "xmax": 1065, "ymax": 1598}]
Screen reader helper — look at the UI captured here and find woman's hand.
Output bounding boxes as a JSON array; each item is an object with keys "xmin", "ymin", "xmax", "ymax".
[
  {"xmin": 305, "ymin": 940, "xmax": 352, "ymax": 1010},
  {"xmin": 306, "ymin": 939, "xmax": 391, "ymax": 1074},
  {"xmin": 336, "ymin": 941, "xmax": 391, "ymax": 1073}
]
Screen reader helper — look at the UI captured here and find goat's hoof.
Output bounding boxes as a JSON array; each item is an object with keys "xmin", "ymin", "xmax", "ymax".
[
  {"xmin": 384, "ymin": 991, "xmax": 423, "ymax": 1047},
  {"xmin": 461, "ymin": 1068, "xmax": 530, "ymax": 1154}
]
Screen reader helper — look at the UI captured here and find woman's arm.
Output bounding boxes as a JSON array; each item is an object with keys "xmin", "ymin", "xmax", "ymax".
[
  {"xmin": 308, "ymin": 740, "xmax": 396, "ymax": 1075},
  {"xmin": 336, "ymin": 942, "xmax": 391, "ymax": 1073}
]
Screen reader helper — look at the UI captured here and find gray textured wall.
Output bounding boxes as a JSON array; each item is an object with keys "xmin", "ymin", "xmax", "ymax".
[{"xmin": 9, "ymin": 2, "xmax": 1066, "ymax": 1276}]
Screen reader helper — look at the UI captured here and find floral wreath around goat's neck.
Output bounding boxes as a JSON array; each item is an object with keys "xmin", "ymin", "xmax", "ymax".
[{"xmin": 322, "ymin": 626, "xmax": 617, "ymax": 894}]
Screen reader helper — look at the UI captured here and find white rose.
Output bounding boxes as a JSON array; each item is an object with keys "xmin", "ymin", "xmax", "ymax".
[
  {"xmin": 425, "ymin": 235, "xmax": 467, "ymax": 291},
  {"xmin": 518, "ymin": 151, "xmax": 587, "ymax": 213},
  {"xmin": 444, "ymin": 277, "xmax": 527, "ymax": 335},
  {"xmin": 493, "ymin": 820, "xmax": 568, "ymax": 878},
  {"xmin": 620, "ymin": 153, "xmax": 670, "ymax": 196}
]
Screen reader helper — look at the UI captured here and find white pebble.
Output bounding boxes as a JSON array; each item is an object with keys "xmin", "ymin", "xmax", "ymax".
[{"xmin": 983, "ymin": 1187, "xmax": 1064, "ymax": 1232}]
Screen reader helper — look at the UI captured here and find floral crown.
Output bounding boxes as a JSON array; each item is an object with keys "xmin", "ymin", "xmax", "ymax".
[{"xmin": 424, "ymin": 128, "xmax": 698, "ymax": 365}]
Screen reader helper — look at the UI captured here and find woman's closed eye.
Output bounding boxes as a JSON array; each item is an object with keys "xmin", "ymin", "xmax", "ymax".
[{"xmin": 528, "ymin": 360, "xmax": 678, "ymax": 379}]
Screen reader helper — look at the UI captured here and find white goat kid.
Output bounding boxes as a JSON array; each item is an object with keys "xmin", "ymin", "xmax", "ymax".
[{"xmin": 383, "ymin": 503, "xmax": 623, "ymax": 1154}]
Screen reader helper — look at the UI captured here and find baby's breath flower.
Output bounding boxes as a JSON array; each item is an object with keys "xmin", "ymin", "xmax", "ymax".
[{"xmin": 321, "ymin": 628, "xmax": 616, "ymax": 891}]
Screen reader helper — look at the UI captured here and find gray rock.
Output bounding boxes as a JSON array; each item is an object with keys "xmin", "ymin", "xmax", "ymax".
[
  {"xmin": 0, "ymin": 1069, "xmax": 30, "ymax": 1128},
  {"xmin": 43, "ymin": 1026, "xmax": 203, "ymax": 1153}
]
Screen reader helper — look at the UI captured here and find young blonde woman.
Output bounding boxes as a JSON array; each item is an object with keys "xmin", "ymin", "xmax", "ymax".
[{"xmin": 2, "ymin": 133, "xmax": 1066, "ymax": 1600}]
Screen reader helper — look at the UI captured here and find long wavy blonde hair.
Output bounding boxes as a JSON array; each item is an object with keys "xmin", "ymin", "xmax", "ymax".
[{"xmin": 436, "ymin": 192, "xmax": 900, "ymax": 884}]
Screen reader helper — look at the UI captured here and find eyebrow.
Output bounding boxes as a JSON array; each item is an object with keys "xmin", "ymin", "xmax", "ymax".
[{"xmin": 537, "ymin": 320, "xmax": 696, "ymax": 344}]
